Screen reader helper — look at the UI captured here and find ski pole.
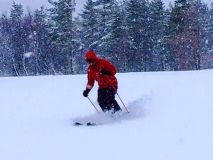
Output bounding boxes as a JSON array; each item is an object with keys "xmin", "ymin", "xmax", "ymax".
[
  {"xmin": 87, "ymin": 96, "xmax": 100, "ymax": 113},
  {"xmin": 116, "ymin": 92, "xmax": 129, "ymax": 113}
]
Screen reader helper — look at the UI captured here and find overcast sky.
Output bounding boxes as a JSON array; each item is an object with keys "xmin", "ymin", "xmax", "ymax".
[
  {"xmin": 0, "ymin": 0, "xmax": 83, "ymax": 15},
  {"xmin": 0, "ymin": 0, "xmax": 212, "ymax": 15}
]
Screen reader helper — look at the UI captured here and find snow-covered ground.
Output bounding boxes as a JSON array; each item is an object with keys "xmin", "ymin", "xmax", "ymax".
[{"xmin": 0, "ymin": 70, "xmax": 213, "ymax": 160}]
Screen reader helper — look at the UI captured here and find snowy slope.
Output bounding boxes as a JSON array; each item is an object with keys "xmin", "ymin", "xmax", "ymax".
[{"xmin": 0, "ymin": 70, "xmax": 213, "ymax": 160}]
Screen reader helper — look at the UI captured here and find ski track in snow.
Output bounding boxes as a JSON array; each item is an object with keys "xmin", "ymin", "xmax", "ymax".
[
  {"xmin": 72, "ymin": 94, "xmax": 152, "ymax": 126},
  {"xmin": 1, "ymin": 70, "xmax": 213, "ymax": 160}
]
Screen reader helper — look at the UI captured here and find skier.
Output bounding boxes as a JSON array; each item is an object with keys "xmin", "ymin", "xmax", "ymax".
[{"xmin": 83, "ymin": 50, "xmax": 122, "ymax": 113}]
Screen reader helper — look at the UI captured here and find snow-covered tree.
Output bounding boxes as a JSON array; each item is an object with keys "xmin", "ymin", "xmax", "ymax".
[
  {"xmin": 48, "ymin": 0, "xmax": 76, "ymax": 74},
  {"xmin": 107, "ymin": 1, "xmax": 129, "ymax": 72},
  {"xmin": 126, "ymin": 0, "xmax": 151, "ymax": 71},
  {"xmin": 189, "ymin": 0, "xmax": 209, "ymax": 70},
  {"xmin": 71, "ymin": 17, "xmax": 84, "ymax": 74},
  {"xmin": 149, "ymin": 0, "xmax": 167, "ymax": 71},
  {"xmin": 9, "ymin": 2, "xmax": 26, "ymax": 76},
  {"xmin": 21, "ymin": 12, "xmax": 37, "ymax": 76},
  {"xmin": 94, "ymin": 0, "xmax": 118, "ymax": 56},
  {"xmin": 207, "ymin": 3, "xmax": 213, "ymax": 52},
  {"xmin": 0, "ymin": 14, "xmax": 14, "ymax": 76},
  {"xmin": 33, "ymin": 7, "xmax": 54, "ymax": 75},
  {"xmin": 0, "ymin": 0, "xmax": 213, "ymax": 76},
  {"xmin": 163, "ymin": 6, "xmax": 177, "ymax": 70},
  {"xmin": 167, "ymin": 0, "xmax": 208, "ymax": 70},
  {"xmin": 167, "ymin": 0, "xmax": 191, "ymax": 70},
  {"xmin": 80, "ymin": 0, "xmax": 99, "ymax": 51}
]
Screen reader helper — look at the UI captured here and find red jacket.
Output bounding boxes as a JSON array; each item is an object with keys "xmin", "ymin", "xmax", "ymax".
[{"xmin": 85, "ymin": 51, "xmax": 118, "ymax": 90}]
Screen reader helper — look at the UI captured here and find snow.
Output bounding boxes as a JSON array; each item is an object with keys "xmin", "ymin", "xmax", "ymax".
[
  {"xmin": 0, "ymin": 70, "xmax": 213, "ymax": 160},
  {"xmin": 24, "ymin": 52, "xmax": 34, "ymax": 58}
]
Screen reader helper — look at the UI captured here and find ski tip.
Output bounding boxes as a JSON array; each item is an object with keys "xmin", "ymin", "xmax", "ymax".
[
  {"xmin": 86, "ymin": 122, "xmax": 96, "ymax": 126},
  {"xmin": 74, "ymin": 122, "xmax": 83, "ymax": 126}
]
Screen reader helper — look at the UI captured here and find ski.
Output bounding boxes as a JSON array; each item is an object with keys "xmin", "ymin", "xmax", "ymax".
[{"xmin": 74, "ymin": 122, "xmax": 97, "ymax": 126}]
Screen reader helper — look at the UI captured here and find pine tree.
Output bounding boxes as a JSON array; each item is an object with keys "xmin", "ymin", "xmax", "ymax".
[
  {"xmin": 107, "ymin": 1, "xmax": 129, "ymax": 72},
  {"xmin": 33, "ymin": 7, "xmax": 53, "ymax": 75},
  {"xmin": 202, "ymin": 3, "xmax": 213, "ymax": 68},
  {"xmin": 80, "ymin": 0, "xmax": 99, "ymax": 52},
  {"xmin": 48, "ymin": 0, "xmax": 76, "ymax": 74},
  {"xmin": 163, "ymin": 6, "xmax": 176, "ymax": 70},
  {"xmin": 71, "ymin": 17, "xmax": 84, "ymax": 74},
  {"xmin": 94, "ymin": 0, "xmax": 118, "ymax": 56},
  {"xmin": 167, "ymin": 0, "xmax": 190, "ymax": 70},
  {"xmin": 22, "ymin": 12, "xmax": 36, "ymax": 76},
  {"xmin": 188, "ymin": 0, "xmax": 209, "ymax": 70},
  {"xmin": 126, "ymin": 0, "xmax": 150, "ymax": 71},
  {"xmin": 207, "ymin": 3, "xmax": 213, "ymax": 52},
  {"xmin": 0, "ymin": 14, "xmax": 13, "ymax": 76},
  {"xmin": 149, "ymin": 0, "xmax": 167, "ymax": 71},
  {"xmin": 9, "ymin": 2, "xmax": 26, "ymax": 76},
  {"xmin": 167, "ymin": 0, "xmax": 208, "ymax": 70}
]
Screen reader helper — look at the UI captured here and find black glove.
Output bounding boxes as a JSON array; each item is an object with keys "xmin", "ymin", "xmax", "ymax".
[
  {"xmin": 101, "ymin": 69, "xmax": 112, "ymax": 76},
  {"xmin": 83, "ymin": 88, "xmax": 91, "ymax": 97}
]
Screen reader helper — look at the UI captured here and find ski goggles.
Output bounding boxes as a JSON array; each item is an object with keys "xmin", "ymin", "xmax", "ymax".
[{"xmin": 85, "ymin": 58, "xmax": 95, "ymax": 64}]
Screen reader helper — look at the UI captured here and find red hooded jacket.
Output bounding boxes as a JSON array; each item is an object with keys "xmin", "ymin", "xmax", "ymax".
[{"xmin": 85, "ymin": 50, "xmax": 118, "ymax": 90}]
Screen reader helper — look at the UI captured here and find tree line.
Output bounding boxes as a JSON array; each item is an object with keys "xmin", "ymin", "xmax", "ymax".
[{"xmin": 0, "ymin": 0, "xmax": 212, "ymax": 77}]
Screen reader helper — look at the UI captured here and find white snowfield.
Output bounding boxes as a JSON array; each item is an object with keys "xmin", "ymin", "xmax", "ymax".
[{"xmin": 0, "ymin": 70, "xmax": 213, "ymax": 160}]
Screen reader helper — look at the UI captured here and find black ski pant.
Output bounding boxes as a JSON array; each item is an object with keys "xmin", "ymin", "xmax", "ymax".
[{"xmin": 98, "ymin": 87, "xmax": 121, "ymax": 113}]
